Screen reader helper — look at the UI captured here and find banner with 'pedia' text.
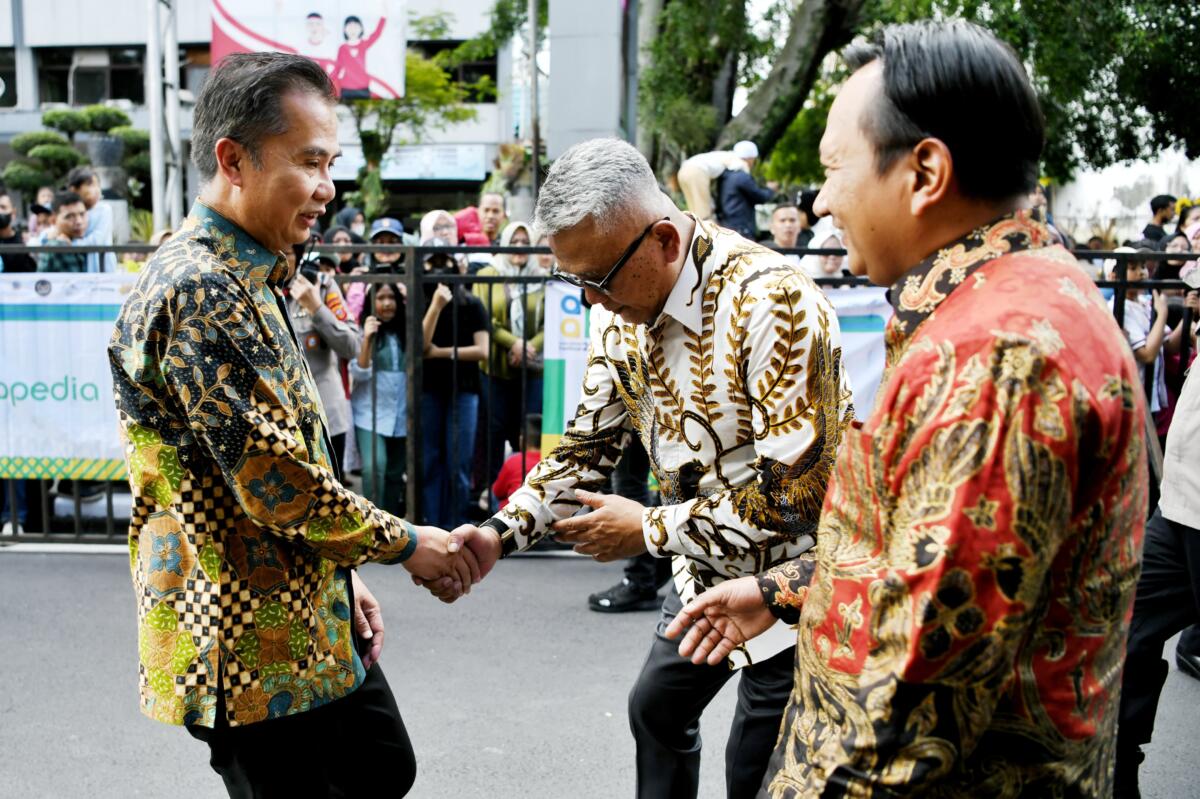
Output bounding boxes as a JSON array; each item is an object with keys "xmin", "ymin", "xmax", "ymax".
[{"xmin": 0, "ymin": 273, "xmax": 135, "ymax": 480}]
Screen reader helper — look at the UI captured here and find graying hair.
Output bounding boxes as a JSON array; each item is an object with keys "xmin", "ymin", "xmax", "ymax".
[{"xmin": 534, "ymin": 138, "xmax": 665, "ymax": 238}]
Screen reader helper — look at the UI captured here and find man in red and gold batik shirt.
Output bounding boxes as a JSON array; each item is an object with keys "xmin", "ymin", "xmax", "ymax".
[{"xmin": 668, "ymin": 21, "xmax": 1147, "ymax": 798}]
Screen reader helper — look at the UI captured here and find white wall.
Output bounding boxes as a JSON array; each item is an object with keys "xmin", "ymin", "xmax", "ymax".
[
  {"xmin": 19, "ymin": 0, "xmax": 492, "ymax": 47},
  {"xmin": 1052, "ymin": 149, "xmax": 1200, "ymax": 244},
  {"xmin": 22, "ymin": 0, "xmax": 213, "ymax": 47},
  {"xmin": 0, "ymin": 4, "xmax": 14, "ymax": 47},
  {"xmin": 546, "ymin": 0, "xmax": 622, "ymax": 158}
]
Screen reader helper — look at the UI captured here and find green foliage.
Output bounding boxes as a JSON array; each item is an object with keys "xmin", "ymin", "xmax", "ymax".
[
  {"xmin": 762, "ymin": 70, "xmax": 840, "ymax": 187},
  {"xmin": 82, "ymin": 104, "xmax": 133, "ymax": 133},
  {"xmin": 109, "ymin": 126, "xmax": 151, "ymax": 152},
  {"xmin": 11, "ymin": 130, "xmax": 70, "ymax": 157},
  {"xmin": 1, "ymin": 161, "xmax": 52, "ymax": 195},
  {"xmin": 446, "ymin": 0, "xmax": 547, "ymax": 67},
  {"xmin": 123, "ymin": 151, "xmax": 151, "ymax": 180},
  {"xmin": 27, "ymin": 143, "xmax": 87, "ymax": 174},
  {"xmin": 129, "ymin": 208, "xmax": 155, "ymax": 242},
  {"xmin": 349, "ymin": 30, "xmax": 479, "ymax": 219},
  {"xmin": 41, "ymin": 108, "xmax": 89, "ymax": 139},
  {"xmin": 639, "ymin": 0, "xmax": 760, "ymax": 161}
]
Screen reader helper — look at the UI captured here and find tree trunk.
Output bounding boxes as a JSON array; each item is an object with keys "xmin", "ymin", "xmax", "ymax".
[
  {"xmin": 635, "ymin": 0, "xmax": 666, "ymax": 159},
  {"xmin": 716, "ymin": 0, "xmax": 866, "ymax": 156},
  {"xmin": 711, "ymin": 48, "xmax": 739, "ymax": 130}
]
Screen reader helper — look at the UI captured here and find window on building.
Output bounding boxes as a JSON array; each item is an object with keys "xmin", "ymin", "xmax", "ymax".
[
  {"xmin": 0, "ymin": 49, "xmax": 16, "ymax": 108},
  {"xmin": 34, "ymin": 46, "xmax": 144, "ymax": 106},
  {"xmin": 409, "ymin": 40, "xmax": 498, "ymax": 103},
  {"xmin": 36, "ymin": 47, "xmax": 72, "ymax": 104}
]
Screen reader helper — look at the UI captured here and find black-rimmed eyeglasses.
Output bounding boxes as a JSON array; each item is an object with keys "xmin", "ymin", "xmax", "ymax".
[{"xmin": 551, "ymin": 217, "xmax": 669, "ymax": 294}]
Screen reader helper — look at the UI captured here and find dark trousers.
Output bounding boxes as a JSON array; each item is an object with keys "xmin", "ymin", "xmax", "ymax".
[
  {"xmin": 628, "ymin": 590, "xmax": 794, "ymax": 799},
  {"xmin": 1118, "ymin": 507, "xmax": 1200, "ymax": 750},
  {"xmin": 187, "ymin": 664, "xmax": 415, "ymax": 798},
  {"xmin": 614, "ymin": 439, "xmax": 672, "ymax": 591}
]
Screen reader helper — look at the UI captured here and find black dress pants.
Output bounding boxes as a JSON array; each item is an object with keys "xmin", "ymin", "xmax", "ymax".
[
  {"xmin": 187, "ymin": 664, "xmax": 416, "ymax": 798},
  {"xmin": 1118, "ymin": 506, "xmax": 1200, "ymax": 750},
  {"xmin": 628, "ymin": 590, "xmax": 794, "ymax": 799}
]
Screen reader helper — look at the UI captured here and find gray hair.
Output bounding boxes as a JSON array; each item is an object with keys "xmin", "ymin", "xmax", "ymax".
[{"xmin": 534, "ymin": 138, "xmax": 665, "ymax": 238}]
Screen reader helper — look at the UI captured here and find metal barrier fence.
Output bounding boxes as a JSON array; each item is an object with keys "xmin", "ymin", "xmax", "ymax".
[{"xmin": 1, "ymin": 241, "xmax": 1195, "ymax": 543}]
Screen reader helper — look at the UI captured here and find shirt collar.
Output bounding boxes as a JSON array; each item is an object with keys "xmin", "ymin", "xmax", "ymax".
[
  {"xmin": 887, "ymin": 209, "xmax": 1054, "ymax": 343},
  {"xmin": 186, "ymin": 201, "xmax": 292, "ymax": 288},
  {"xmin": 657, "ymin": 214, "xmax": 717, "ymax": 335}
]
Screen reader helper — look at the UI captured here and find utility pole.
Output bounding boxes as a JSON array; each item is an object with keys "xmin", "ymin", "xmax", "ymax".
[
  {"xmin": 528, "ymin": 0, "xmax": 540, "ymax": 204},
  {"xmin": 145, "ymin": 0, "xmax": 184, "ymax": 232}
]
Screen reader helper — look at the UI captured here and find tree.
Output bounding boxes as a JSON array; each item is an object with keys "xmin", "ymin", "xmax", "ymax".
[{"xmin": 344, "ymin": 12, "xmax": 489, "ymax": 219}]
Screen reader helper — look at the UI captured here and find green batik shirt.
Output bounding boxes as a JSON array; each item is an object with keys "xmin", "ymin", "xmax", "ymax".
[{"xmin": 108, "ymin": 202, "xmax": 417, "ymax": 729}]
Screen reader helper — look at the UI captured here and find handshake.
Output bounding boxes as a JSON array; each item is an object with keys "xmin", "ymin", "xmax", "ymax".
[{"xmin": 400, "ymin": 524, "xmax": 504, "ymax": 602}]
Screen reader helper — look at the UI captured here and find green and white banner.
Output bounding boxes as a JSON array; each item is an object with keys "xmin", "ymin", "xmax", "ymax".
[
  {"xmin": 0, "ymin": 273, "xmax": 136, "ymax": 479},
  {"xmin": 540, "ymin": 282, "xmax": 590, "ymax": 453}
]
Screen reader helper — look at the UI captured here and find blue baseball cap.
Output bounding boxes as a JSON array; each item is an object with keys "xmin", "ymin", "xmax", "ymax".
[{"xmin": 368, "ymin": 218, "xmax": 404, "ymax": 240}]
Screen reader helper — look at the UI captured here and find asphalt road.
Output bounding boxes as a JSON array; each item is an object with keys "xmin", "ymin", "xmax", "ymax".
[{"xmin": 1, "ymin": 550, "xmax": 1197, "ymax": 798}]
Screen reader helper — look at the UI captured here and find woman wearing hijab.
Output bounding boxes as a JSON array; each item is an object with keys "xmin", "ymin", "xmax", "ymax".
[
  {"xmin": 335, "ymin": 206, "xmax": 366, "ymax": 239},
  {"xmin": 472, "ymin": 220, "xmax": 547, "ymax": 494},
  {"xmin": 798, "ymin": 217, "xmax": 848, "ymax": 282}
]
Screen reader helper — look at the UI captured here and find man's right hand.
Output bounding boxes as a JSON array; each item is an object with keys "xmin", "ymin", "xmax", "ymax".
[
  {"xmin": 663, "ymin": 576, "xmax": 775, "ymax": 665},
  {"xmin": 412, "ymin": 525, "xmax": 502, "ymax": 602},
  {"xmin": 402, "ymin": 525, "xmax": 483, "ymax": 602}
]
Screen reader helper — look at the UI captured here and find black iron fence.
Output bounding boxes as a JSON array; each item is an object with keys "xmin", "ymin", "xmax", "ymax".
[{"xmin": 1, "ymin": 241, "xmax": 1194, "ymax": 543}]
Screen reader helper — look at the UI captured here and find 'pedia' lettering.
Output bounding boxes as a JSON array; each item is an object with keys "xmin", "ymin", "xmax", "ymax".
[{"xmin": 0, "ymin": 376, "xmax": 102, "ymax": 405}]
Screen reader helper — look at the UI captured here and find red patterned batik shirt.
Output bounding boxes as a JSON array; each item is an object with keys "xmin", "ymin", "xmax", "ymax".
[{"xmin": 757, "ymin": 211, "xmax": 1147, "ymax": 797}]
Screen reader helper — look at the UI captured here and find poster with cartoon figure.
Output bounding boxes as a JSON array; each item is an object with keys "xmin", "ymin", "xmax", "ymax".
[{"xmin": 211, "ymin": 0, "xmax": 405, "ymax": 100}]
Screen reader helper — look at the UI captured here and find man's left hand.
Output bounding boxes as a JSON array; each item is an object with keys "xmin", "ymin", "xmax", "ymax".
[
  {"xmin": 291, "ymin": 273, "xmax": 323, "ymax": 314},
  {"xmin": 351, "ymin": 570, "xmax": 385, "ymax": 670},
  {"xmin": 553, "ymin": 490, "xmax": 648, "ymax": 562}
]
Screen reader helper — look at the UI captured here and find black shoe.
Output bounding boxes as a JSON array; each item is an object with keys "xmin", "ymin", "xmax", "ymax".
[
  {"xmin": 1176, "ymin": 649, "xmax": 1200, "ymax": 681},
  {"xmin": 1113, "ymin": 746, "xmax": 1144, "ymax": 799},
  {"xmin": 588, "ymin": 579, "xmax": 661, "ymax": 613}
]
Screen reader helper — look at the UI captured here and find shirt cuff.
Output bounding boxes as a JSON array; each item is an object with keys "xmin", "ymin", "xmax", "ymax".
[
  {"xmin": 756, "ymin": 557, "xmax": 817, "ymax": 625},
  {"xmin": 480, "ymin": 517, "xmax": 518, "ymax": 558}
]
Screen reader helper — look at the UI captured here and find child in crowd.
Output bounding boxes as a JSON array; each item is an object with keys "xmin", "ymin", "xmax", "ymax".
[
  {"xmin": 493, "ymin": 414, "xmax": 542, "ymax": 510},
  {"xmin": 350, "ymin": 283, "xmax": 408, "ymax": 516}
]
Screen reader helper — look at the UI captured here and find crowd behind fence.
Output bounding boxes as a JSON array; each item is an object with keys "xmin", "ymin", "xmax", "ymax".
[{"xmin": 1, "ymin": 241, "xmax": 1195, "ymax": 544}]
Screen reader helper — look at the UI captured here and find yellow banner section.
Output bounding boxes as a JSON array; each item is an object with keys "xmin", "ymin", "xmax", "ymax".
[{"xmin": 0, "ymin": 457, "xmax": 127, "ymax": 481}]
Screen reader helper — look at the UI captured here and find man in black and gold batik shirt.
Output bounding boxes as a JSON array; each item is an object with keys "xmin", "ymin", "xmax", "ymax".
[
  {"xmin": 108, "ymin": 53, "xmax": 476, "ymax": 798},
  {"xmin": 428, "ymin": 138, "xmax": 854, "ymax": 799}
]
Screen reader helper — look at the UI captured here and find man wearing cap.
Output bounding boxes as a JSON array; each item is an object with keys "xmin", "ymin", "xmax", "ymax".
[
  {"xmin": 346, "ymin": 216, "xmax": 406, "ymax": 321},
  {"xmin": 676, "ymin": 145, "xmax": 752, "ymax": 222},
  {"xmin": 716, "ymin": 140, "xmax": 779, "ymax": 240}
]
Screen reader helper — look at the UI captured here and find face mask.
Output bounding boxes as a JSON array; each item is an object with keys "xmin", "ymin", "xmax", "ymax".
[
  {"xmin": 351, "ymin": 223, "xmax": 366, "ymax": 237},
  {"xmin": 0, "ymin": 213, "xmax": 11, "ymax": 229}
]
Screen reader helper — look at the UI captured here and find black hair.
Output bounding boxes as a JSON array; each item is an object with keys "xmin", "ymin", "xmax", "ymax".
[
  {"xmin": 358, "ymin": 283, "xmax": 407, "ymax": 348},
  {"xmin": 797, "ymin": 189, "xmax": 819, "ymax": 226},
  {"xmin": 64, "ymin": 166, "xmax": 97, "ymax": 190},
  {"xmin": 842, "ymin": 20, "xmax": 1044, "ymax": 202},
  {"xmin": 343, "ymin": 15, "xmax": 363, "ymax": 38},
  {"xmin": 307, "ymin": 12, "xmax": 322, "ymax": 19},
  {"xmin": 523, "ymin": 413, "xmax": 543, "ymax": 450},
  {"xmin": 1150, "ymin": 194, "xmax": 1177, "ymax": 214},
  {"xmin": 1161, "ymin": 231, "xmax": 1189, "ymax": 250},
  {"xmin": 191, "ymin": 52, "xmax": 337, "ymax": 183},
  {"xmin": 52, "ymin": 190, "xmax": 84, "ymax": 213},
  {"xmin": 1176, "ymin": 205, "xmax": 1200, "ymax": 233}
]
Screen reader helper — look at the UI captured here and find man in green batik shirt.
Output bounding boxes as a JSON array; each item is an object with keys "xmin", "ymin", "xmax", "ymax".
[{"xmin": 108, "ymin": 53, "xmax": 485, "ymax": 798}]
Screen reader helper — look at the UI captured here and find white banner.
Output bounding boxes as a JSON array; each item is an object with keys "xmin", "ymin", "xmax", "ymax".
[
  {"xmin": 0, "ymin": 273, "xmax": 135, "ymax": 479},
  {"xmin": 824, "ymin": 286, "xmax": 892, "ymax": 420}
]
